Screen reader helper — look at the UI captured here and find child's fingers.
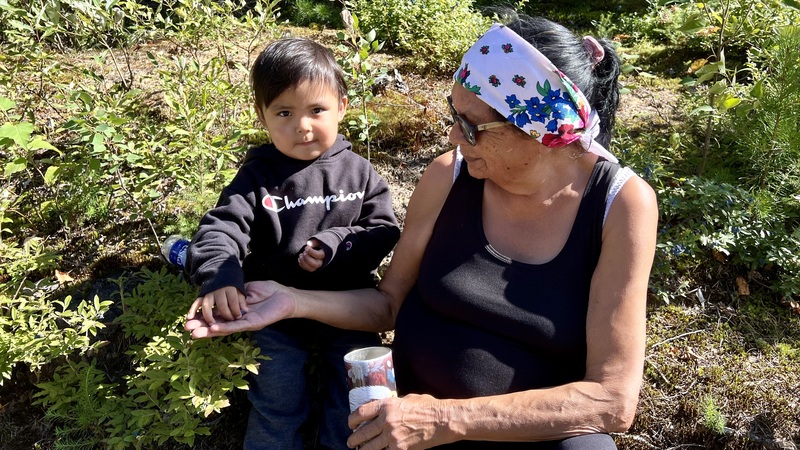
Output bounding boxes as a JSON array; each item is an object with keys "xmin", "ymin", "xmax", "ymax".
[
  {"xmin": 304, "ymin": 241, "xmax": 325, "ymax": 259},
  {"xmin": 298, "ymin": 252, "xmax": 322, "ymax": 272},
  {"xmin": 202, "ymin": 296, "xmax": 216, "ymax": 324},
  {"xmin": 227, "ymin": 292, "xmax": 244, "ymax": 319},
  {"xmin": 186, "ymin": 297, "xmax": 203, "ymax": 321}
]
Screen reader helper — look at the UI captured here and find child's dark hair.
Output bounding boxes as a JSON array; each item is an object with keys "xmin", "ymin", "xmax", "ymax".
[
  {"xmin": 250, "ymin": 37, "xmax": 348, "ymax": 109},
  {"xmin": 503, "ymin": 13, "xmax": 621, "ymax": 148}
]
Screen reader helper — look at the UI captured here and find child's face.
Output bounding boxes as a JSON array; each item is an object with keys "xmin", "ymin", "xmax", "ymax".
[{"xmin": 256, "ymin": 80, "xmax": 347, "ymax": 161}]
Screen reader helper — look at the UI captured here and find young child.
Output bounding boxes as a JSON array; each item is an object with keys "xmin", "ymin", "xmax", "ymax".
[{"xmin": 185, "ymin": 37, "xmax": 400, "ymax": 450}]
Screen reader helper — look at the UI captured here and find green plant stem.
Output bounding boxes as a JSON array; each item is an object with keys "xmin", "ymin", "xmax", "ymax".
[
  {"xmin": 115, "ymin": 169, "xmax": 161, "ymax": 250},
  {"xmin": 362, "ymin": 81, "xmax": 371, "ymax": 160},
  {"xmin": 699, "ymin": 91, "xmax": 715, "ymax": 176}
]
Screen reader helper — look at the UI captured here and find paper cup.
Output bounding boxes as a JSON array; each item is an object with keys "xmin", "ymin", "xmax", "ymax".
[{"xmin": 344, "ymin": 346, "xmax": 397, "ymax": 412}]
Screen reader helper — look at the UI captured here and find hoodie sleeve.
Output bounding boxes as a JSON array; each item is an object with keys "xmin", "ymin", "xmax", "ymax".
[
  {"xmin": 186, "ymin": 183, "xmax": 256, "ymax": 297},
  {"xmin": 310, "ymin": 168, "xmax": 400, "ymax": 273}
]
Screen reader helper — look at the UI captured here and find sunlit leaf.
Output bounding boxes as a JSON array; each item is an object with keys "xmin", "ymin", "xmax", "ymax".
[
  {"xmin": 720, "ymin": 96, "xmax": 741, "ymax": 110},
  {"xmin": 677, "ymin": 12, "xmax": 707, "ymax": 34},
  {"xmin": 4, "ymin": 157, "xmax": 27, "ymax": 176},
  {"xmin": 0, "ymin": 96, "xmax": 14, "ymax": 112},
  {"xmin": 44, "ymin": 165, "xmax": 59, "ymax": 185},
  {"xmin": 28, "ymin": 137, "xmax": 59, "ymax": 153},
  {"xmin": 0, "ymin": 122, "xmax": 33, "ymax": 147},
  {"xmin": 750, "ymin": 79, "xmax": 764, "ymax": 98},
  {"xmin": 709, "ymin": 80, "xmax": 727, "ymax": 95}
]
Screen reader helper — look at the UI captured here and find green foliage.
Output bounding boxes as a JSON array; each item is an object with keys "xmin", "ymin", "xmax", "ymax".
[
  {"xmin": 0, "ymin": 0, "xmax": 157, "ymax": 51},
  {"xmin": 3, "ymin": 0, "xmax": 800, "ymax": 447},
  {"xmin": 673, "ymin": 0, "xmax": 797, "ymax": 174},
  {"xmin": 732, "ymin": 25, "xmax": 800, "ymax": 190},
  {"xmin": 652, "ymin": 176, "xmax": 800, "ymax": 302},
  {"xmin": 1, "ymin": 1, "xmax": 279, "ymax": 447},
  {"xmin": 349, "ymin": 0, "xmax": 489, "ymax": 73},
  {"xmin": 337, "ymin": 10, "xmax": 385, "ymax": 158},
  {"xmin": 32, "ymin": 268, "xmax": 264, "ymax": 449},
  {"xmin": 287, "ymin": 0, "xmax": 343, "ymax": 27},
  {"xmin": 699, "ymin": 395, "xmax": 727, "ymax": 434},
  {"xmin": 0, "ymin": 288, "xmax": 113, "ymax": 384}
]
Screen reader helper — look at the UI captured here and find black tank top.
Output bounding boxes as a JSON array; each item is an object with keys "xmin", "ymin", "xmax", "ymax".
[{"xmin": 393, "ymin": 159, "xmax": 621, "ymax": 402}]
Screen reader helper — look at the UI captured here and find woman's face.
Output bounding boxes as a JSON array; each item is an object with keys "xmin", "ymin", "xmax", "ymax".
[{"xmin": 448, "ymin": 83, "xmax": 541, "ymax": 182}]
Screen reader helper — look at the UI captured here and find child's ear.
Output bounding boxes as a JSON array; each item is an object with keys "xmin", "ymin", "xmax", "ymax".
[
  {"xmin": 338, "ymin": 96, "xmax": 348, "ymax": 121},
  {"xmin": 254, "ymin": 104, "xmax": 267, "ymax": 127}
]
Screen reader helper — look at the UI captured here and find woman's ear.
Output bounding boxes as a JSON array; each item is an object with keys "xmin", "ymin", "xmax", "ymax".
[{"xmin": 338, "ymin": 96, "xmax": 348, "ymax": 121}]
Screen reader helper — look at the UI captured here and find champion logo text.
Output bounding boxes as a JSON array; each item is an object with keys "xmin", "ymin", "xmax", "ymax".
[{"xmin": 262, "ymin": 190, "xmax": 365, "ymax": 213}]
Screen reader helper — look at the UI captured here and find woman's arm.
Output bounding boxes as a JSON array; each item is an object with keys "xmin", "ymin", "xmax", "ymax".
[
  {"xmin": 185, "ymin": 150, "xmax": 461, "ymax": 338},
  {"xmin": 347, "ymin": 174, "xmax": 658, "ymax": 448}
]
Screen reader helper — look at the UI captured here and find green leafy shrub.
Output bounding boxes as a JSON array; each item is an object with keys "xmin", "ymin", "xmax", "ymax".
[
  {"xmin": 0, "ymin": 0, "xmax": 154, "ymax": 51},
  {"xmin": 652, "ymin": 176, "xmax": 800, "ymax": 303},
  {"xmin": 337, "ymin": 11, "xmax": 386, "ymax": 158},
  {"xmin": 33, "ymin": 268, "xmax": 264, "ymax": 449},
  {"xmin": 349, "ymin": 0, "xmax": 489, "ymax": 73},
  {"xmin": 731, "ymin": 25, "xmax": 800, "ymax": 191},
  {"xmin": 287, "ymin": 0, "xmax": 343, "ymax": 27},
  {"xmin": 0, "ymin": 286, "xmax": 112, "ymax": 385}
]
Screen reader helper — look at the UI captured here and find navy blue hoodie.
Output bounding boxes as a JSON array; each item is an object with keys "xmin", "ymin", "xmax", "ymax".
[{"xmin": 187, "ymin": 135, "xmax": 400, "ymax": 297}]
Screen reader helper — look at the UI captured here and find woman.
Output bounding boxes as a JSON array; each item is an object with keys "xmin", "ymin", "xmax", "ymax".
[{"xmin": 186, "ymin": 14, "xmax": 658, "ymax": 450}]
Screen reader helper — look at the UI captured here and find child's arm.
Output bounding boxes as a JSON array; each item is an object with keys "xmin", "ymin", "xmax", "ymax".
[{"xmin": 187, "ymin": 178, "xmax": 257, "ymax": 312}]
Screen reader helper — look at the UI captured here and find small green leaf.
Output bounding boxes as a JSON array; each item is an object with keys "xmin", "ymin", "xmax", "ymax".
[
  {"xmin": 0, "ymin": 122, "xmax": 34, "ymax": 147},
  {"xmin": 719, "ymin": 96, "xmax": 741, "ymax": 111},
  {"xmin": 670, "ymin": 132, "xmax": 681, "ymax": 150},
  {"xmin": 677, "ymin": 12, "xmax": 707, "ymax": 34},
  {"xmin": 4, "ymin": 157, "xmax": 27, "ymax": 176},
  {"xmin": 750, "ymin": 79, "xmax": 764, "ymax": 98},
  {"xmin": 91, "ymin": 133, "xmax": 106, "ymax": 152},
  {"xmin": 692, "ymin": 105, "xmax": 715, "ymax": 115},
  {"xmin": 0, "ymin": 96, "xmax": 14, "ymax": 112},
  {"xmin": 44, "ymin": 165, "xmax": 59, "ymax": 185},
  {"xmin": 709, "ymin": 80, "xmax": 727, "ymax": 95},
  {"xmin": 28, "ymin": 137, "xmax": 59, "ymax": 152}
]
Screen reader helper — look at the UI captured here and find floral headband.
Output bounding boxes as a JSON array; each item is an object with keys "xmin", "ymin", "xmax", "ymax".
[{"xmin": 454, "ymin": 23, "xmax": 618, "ymax": 163}]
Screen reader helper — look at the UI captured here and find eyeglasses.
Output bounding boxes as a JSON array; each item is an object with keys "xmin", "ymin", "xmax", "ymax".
[{"xmin": 447, "ymin": 95, "xmax": 510, "ymax": 146}]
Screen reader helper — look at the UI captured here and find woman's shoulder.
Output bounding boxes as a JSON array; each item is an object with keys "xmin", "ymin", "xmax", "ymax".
[
  {"xmin": 417, "ymin": 150, "xmax": 459, "ymax": 191},
  {"xmin": 403, "ymin": 150, "xmax": 459, "ymax": 225},
  {"xmin": 603, "ymin": 168, "xmax": 658, "ymax": 232}
]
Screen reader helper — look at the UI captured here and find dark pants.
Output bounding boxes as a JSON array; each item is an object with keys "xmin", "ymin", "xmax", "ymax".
[{"xmin": 244, "ymin": 325, "xmax": 380, "ymax": 450}]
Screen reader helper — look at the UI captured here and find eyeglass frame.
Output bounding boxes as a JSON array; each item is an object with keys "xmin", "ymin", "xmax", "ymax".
[{"xmin": 447, "ymin": 95, "xmax": 510, "ymax": 146}]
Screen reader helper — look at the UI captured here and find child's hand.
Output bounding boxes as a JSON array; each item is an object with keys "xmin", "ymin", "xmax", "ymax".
[
  {"xmin": 187, "ymin": 286, "xmax": 247, "ymax": 325},
  {"xmin": 298, "ymin": 239, "xmax": 325, "ymax": 272}
]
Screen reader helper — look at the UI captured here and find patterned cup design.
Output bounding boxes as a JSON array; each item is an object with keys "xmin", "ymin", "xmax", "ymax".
[{"xmin": 344, "ymin": 346, "xmax": 397, "ymax": 412}]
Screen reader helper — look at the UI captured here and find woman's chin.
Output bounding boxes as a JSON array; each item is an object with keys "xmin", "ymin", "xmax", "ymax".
[{"xmin": 465, "ymin": 161, "xmax": 488, "ymax": 178}]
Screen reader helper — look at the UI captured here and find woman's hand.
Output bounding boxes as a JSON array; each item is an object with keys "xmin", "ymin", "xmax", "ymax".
[
  {"xmin": 184, "ymin": 280, "xmax": 296, "ymax": 338},
  {"xmin": 347, "ymin": 394, "xmax": 452, "ymax": 450}
]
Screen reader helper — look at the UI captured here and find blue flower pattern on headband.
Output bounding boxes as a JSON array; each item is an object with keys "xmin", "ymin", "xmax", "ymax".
[{"xmin": 525, "ymin": 95, "xmax": 548, "ymax": 124}]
